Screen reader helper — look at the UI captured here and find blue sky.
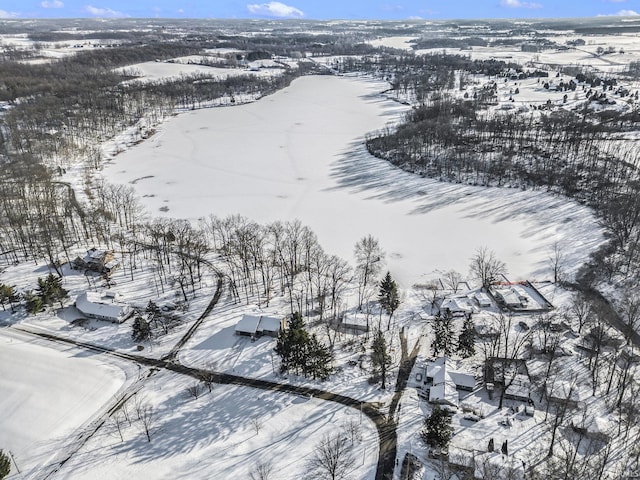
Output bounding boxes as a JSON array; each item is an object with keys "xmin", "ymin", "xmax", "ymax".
[{"xmin": 1, "ymin": 0, "xmax": 639, "ymax": 20}]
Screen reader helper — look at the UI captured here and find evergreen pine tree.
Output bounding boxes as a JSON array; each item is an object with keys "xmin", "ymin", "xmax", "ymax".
[
  {"xmin": 421, "ymin": 406, "xmax": 454, "ymax": 450},
  {"xmin": 0, "ymin": 284, "xmax": 19, "ymax": 312},
  {"xmin": 458, "ymin": 316, "xmax": 476, "ymax": 358},
  {"xmin": 371, "ymin": 329, "xmax": 392, "ymax": 389},
  {"xmin": 24, "ymin": 292, "xmax": 44, "ymax": 314},
  {"xmin": 432, "ymin": 311, "xmax": 455, "ymax": 357},
  {"xmin": 145, "ymin": 300, "xmax": 161, "ymax": 327},
  {"xmin": 308, "ymin": 334, "xmax": 335, "ymax": 381},
  {"xmin": 275, "ymin": 313, "xmax": 333, "ymax": 380},
  {"xmin": 35, "ymin": 274, "xmax": 68, "ymax": 308},
  {"xmin": 0, "ymin": 450, "xmax": 10, "ymax": 479},
  {"xmin": 132, "ymin": 316, "xmax": 152, "ymax": 343},
  {"xmin": 378, "ymin": 272, "xmax": 400, "ymax": 329}
]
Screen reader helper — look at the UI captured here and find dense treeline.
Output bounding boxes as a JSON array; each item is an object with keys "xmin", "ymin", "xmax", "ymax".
[
  {"xmin": 367, "ymin": 95, "xmax": 640, "ymax": 197},
  {"xmin": 0, "ymin": 31, "xmax": 366, "ymax": 275},
  {"xmin": 0, "ymin": 47, "xmax": 301, "ymax": 172},
  {"xmin": 365, "ymin": 79, "xmax": 640, "ymax": 280},
  {"xmin": 334, "ymin": 52, "xmax": 527, "ymax": 102}
]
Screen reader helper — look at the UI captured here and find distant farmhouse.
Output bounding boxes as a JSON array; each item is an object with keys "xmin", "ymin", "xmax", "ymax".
[
  {"xmin": 235, "ymin": 314, "xmax": 285, "ymax": 338},
  {"xmin": 71, "ymin": 248, "xmax": 119, "ymax": 276},
  {"xmin": 76, "ymin": 291, "xmax": 132, "ymax": 323}
]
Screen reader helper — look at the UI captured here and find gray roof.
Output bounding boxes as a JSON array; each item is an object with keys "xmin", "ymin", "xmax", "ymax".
[{"xmin": 235, "ymin": 314, "xmax": 262, "ymax": 334}]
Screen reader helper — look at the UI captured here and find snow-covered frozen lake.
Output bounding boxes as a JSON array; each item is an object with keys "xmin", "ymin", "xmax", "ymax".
[{"xmin": 104, "ymin": 75, "xmax": 604, "ymax": 286}]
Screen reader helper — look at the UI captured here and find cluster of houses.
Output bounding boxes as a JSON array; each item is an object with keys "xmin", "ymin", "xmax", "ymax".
[{"xmin": 439, "ymin": 281, "xmax": 553, "ymax": 317}]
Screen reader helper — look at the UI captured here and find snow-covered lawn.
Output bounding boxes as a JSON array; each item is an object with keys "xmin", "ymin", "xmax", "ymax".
[
  {"xmin": 101, "ymin": 75, "xmax": 605, "ymax": 287},
  {"xmin": 178, "ymin": 295, "xmax": 398, "ymax": 403},
  {"xmin": 0, "ymin": 328, "xmax": 127, "ymax": 476},
  {"xmin": 55, "ymin": 370, "xmax": 378, "ymax": 480}
]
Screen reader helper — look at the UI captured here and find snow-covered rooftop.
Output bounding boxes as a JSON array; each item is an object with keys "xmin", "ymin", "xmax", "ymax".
[
  {"xmin": 235, "ymin": 314, "xmax": 262, "ymax": 335},
  {"xmin": 258, "ymin": 315, "xmax": 283, "ymax": 333},
  {"xmin": 425, "ymin": 357, "xmax": 476, "ymax": 407},
  {"xmin": 235, "ymin": 314, "xmax": 283, "ymax": 335},
  {"xmin": 76, "ymin": 291, "xmax": 130, "ymax": 322}
]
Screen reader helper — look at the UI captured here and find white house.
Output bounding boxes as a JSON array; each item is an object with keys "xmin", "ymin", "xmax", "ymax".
[
  {"xmin": 424, "ymin": 357, "xmax": 476, "ymax": 408},
  {"xmin": 75, "ymin": 291, "xmax": 131, "ymax": 323},
  {"xmin": 440, "ymin": 296, "xmax": 474, "ymax": 316}
]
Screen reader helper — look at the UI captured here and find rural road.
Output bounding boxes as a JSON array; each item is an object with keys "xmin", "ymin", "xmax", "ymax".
[{"xmin": 15, "ymin": 325, "xmax": 397, "ymax": 480}]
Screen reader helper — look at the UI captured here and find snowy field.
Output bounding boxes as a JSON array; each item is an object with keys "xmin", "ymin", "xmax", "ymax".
[
  {"xmin": 0, "ymin": 328, "xmax": 126, "ymax": 476},
  {"xmin": 102, "ymin": 75, "xmax": 605, "ymax": 287},
  {"xmin": 54, "ymin": 370, "xmax": 378, "ymax": 480},
  {"xmin": 117, "ymin": 58, "xmax": 284, "ymax": 84},
  {"xmin": 363, "ymin": 31, "xmax": 640, "ymax": 73}
]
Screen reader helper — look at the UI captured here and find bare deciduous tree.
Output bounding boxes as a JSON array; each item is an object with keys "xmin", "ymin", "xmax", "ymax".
[
  {"xmin": 251, "ymin": 417, "xmax": 263, "ymax": 435},
  {"xmin": 442, "ymin": 270, "xmax": 463, "ymax": 293},
  {"xmin": 570, "ymin": 294, "xmax": 592, "ymax": 334},
  {"xmin": 354, "ymin": 235, "xmax": 384, "ymax": 311},
  {"xmin": 186, "ymin": 382, "xmax": 202, "ymax": 399},
  {"xmin": 307, "ymin": 433, "xmax": 355, "ymax": 480},
  {"xmin": 342, "ymin": 419, "xmax": 362, "ymax": 446},
  {"xmin": 249, "ymin": 461, "xmax": 274, "ymax": 480},
  {"xmin": 133, "ymin": 396, "xmax": 155, "ymax": 443},
  {"xmin": 197, "ymin": 363, "xmax": 217, "ymax": 393},
  {"xmin": 548, "ymin": 241, "xmax": 567, "ymax": 284},
  {"xmin": 469, "ymin": 246, "xmax": 507, "ymax": 290}
]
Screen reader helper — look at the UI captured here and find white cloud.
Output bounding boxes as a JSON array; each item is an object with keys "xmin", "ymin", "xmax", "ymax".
[
  {"xmin": 84, "ymin": 5, "xmax": 129, "ymax": 17},
  {"xmin": 607, "ymin": 0, "xmax": 628, "ymax": 3},
  {"xmin": 41, "ymin": 0, "xmax": 64, "ymax": 8},
  {"xmin": 615, "ymin": 9, "xmax": 639, "ymax": 15},
  {"xmin": 0, "ymin": 9, "xmax": 18, "ymax": 18},
  {"xmin": 246, "ymin": 1, "xmax": 304, "ymax": 18},
  {"xmin": 499, "ymin": 0, "xmax": 542, "ymax": 8}
]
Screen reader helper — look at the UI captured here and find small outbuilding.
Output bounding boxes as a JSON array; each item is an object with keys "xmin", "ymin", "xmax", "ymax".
[
  {"xmin": 235, "ymin": 314, "xmax": 285, "ymax": 338},
  {"xmin": 504, "ymin": 374, "xmax": 531, "ymax": 402},
  {"xmin": 235, "ymin": 314, "xmax": 262, "ymax": 337},
  {"xmin": 339, "ymin": 313, "xmax": 370, "ymax": 334},
  {"xmin": 473, "ymin": 292, "xmax": 492, "ymax": 308}
]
